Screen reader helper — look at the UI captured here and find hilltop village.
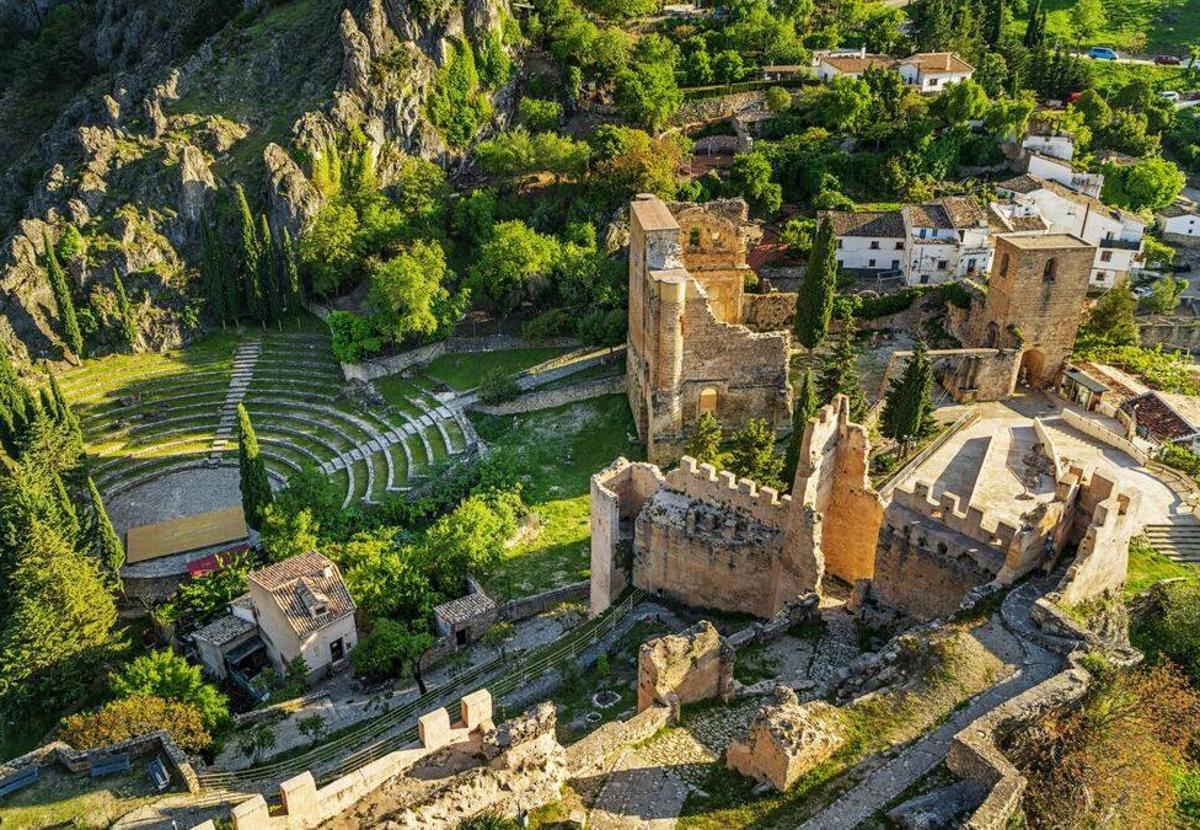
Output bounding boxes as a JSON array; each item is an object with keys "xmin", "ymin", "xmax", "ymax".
[{"xmin": 5, "ymin": 0, "xmax": 1200, "ymax": 827}]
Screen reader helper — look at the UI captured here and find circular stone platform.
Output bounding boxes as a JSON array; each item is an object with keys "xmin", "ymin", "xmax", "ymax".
[{"xmin": 108, "ymin": 466, "xmax": 242, "ymax": 538}]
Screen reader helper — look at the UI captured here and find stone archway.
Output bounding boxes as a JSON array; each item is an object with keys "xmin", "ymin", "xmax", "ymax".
[{"xmin": 1019, "ymin": 348, "xmax": 1047, "ymax": 388}]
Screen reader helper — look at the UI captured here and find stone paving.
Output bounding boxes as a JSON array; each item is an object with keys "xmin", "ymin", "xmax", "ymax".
[
  {"xmin": 587, "ymin": 748, "xmax": 691, "ymax": 830},
  {"xmin": 793, "ymin": 580, "xmax": 1061, "ymax": 830}
]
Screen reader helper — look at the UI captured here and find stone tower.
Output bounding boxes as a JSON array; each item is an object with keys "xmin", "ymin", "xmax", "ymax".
[
  {"xmin": 625, "ymin": 194, "xmax": 791, "ymax": 464},
  {"xmin": 970, "ymin": 233, "xmax": 1095, "ymax": 387}
]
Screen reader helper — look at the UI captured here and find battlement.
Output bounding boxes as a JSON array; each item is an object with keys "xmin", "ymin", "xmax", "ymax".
[
  {"xmin": 665, "ymin": 455, "xmax": 792, "ymax": 528},
  {"xmin": 892, "ymin": 482, "xmax": 1022, "ymax": 553}
]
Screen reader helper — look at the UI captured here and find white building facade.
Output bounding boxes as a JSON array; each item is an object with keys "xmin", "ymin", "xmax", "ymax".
[{"xmin": 897, "ymin": 52, "xmax": 974, "ymax": 92}]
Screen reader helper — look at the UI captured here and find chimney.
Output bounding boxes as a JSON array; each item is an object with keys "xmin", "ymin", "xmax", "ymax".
[{"xmin": 859, "ymin": 45, "xmax": 866, "ymax": 58}]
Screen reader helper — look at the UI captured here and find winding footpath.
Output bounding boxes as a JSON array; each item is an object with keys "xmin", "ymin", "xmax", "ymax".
[{"xmin": 794, "ymin": 580, "xmax": 1062, "ymax": 830}]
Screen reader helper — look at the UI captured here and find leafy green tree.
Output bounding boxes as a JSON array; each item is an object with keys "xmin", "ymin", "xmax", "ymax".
[
  {"xmin": 765, "ymin": 86, "xmax": 792, "ymax": 113},
  {"xmin": 1069, "ymin": 0, "xmax": 1105, "ymax": 43},
  {"xmin": 518, "ymin": 97, "xmax": 562, "ymax": 131},
  {"xmin": 110, "ymin": 649, "xmax": 231, "ymax": 733},
  {"xmin": 160, "ymin": 551, "xmax": 253, "ymax": 629},
  {"xmin": 62, "ymin": 694, "xmax": 212, "ymax": 753},
  {"xmin": 793, "ymin": 217, "xmax": 838, "ymax": 350},
  {"xmin": 729, "ymin": 153, "xmax": 782, "ymax": 214},
  {"xmin": 1141, "ymin": 277, "xmax": 1189, "ymax": 314},
  {"xmin": 423, "ymin": 488, "xmax": 523, "ymax": 591},
  {"xmin": 44, "ymin": 232, "xmax": 83, "ymax": 355},
  {"xmin": 87, "ymin": 476, "xmax": 124, "ymax": 585},
  {"xmin": 780, "ymin": 217, "xmax": 815, "ymax": 258},
  {"xmin": 237, "ymin": 721, "xmax": 278, "ymax": 763},
  {"xmin": 349, "ymin": 618, "xmax": 435, "ymax": 686},
  {"xmin": 684, "ymin": 411, "xmax": 722, "ymax": 466},
  {"xmin": 237, "ymin": 403, "xmax": 273, "ymax": 529},
  {"xmin": 932, "ymin": 78, "xmax": 988, "ymax": 125},
  {"xmin": 260, "ymin": 504, "xmax": 319, "ymax": 562},
  {"xmin": 302, "ymin": 202, "xmax": 360, "ymax": 298},
  {"xmin": 1101, "ymin": 157, "xmax": 1186, "ymax": 213},
  {"xmin": 782, "ymin": 367, "xmax": 819, "ymax": 487},
  {"xmin": 426, "ymin": 39, "xmax": 492, "ymax": 147},
  {"xmin": 713, "ymin": 50, "xmax": 745, "ymax": 84},
  {"xmin": 880, "ymin": 339, "xmax": 934, "ymax": 446},
  {"xmin": 111, "ymin": 271, "xmax": 138, "ymax": 349},
  {"xmin": 296, "ymin": 714, "xmax": 326, "ymax": 746},
  {"xmin": 469, "ymin": 221, "xmax": 560, "ymax": 313},
  {"xmin": 818, "ymin": 313, "xmax": 868, "ymax": 420},
  {"xmin": 683, "ymin": 39, "xmax": 714, "ymax": 86},
  {"xmin": 812, "ymin": 75, "xmax": 872, "ymax": 133},
  {"xmin": 614, "ymin": 59, "xmax": 681, "ymax": 132},
  {"xmin": 367, "ymin": 240, "xmax": 452, "ymax": 343},
  {"xmin": 728, "ymin": 418, "xmax": 784, "ymax": 491},
  {"xmin": 328, "ymin": 310, "xmax": 383, "ymax": 363}
]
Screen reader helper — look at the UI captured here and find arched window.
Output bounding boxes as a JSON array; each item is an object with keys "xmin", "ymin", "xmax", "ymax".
[
  {"xmin": 688, "ymin": 227, "xmax": 701, "ymax": 247},
  {"xmin": 1043, "ymin": 258, "xmax": 1057, "ymax": 281},
  {"xmin": 698, "ymin": 387, "xmax": 719, "ymax": 415}
]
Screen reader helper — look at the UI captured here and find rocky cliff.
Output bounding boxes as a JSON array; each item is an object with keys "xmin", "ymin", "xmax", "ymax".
[{"xmin": 0, "ymin": 0, "xmax": 515, "ymax": 365}]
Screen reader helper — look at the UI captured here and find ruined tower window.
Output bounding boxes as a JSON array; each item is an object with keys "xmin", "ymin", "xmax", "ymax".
[
  {"xmin": 699, "ymin": 387, "xmax": 719, "ymax": 415},
  {"xmin": 689, "ymin": 227, "xmax": 701, "ymax": 247},
  {"xmin": 1042, "ymin": 258, "xmax": 1057, "ymax": 281},
  {"xmin": 998, "ymin": 253, "xmax": 1009, "ymax": 277}
]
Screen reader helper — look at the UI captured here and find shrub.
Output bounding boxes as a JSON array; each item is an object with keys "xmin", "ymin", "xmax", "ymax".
[
  {"xmin": 426, "ymin": 39, "xmax": 492, "ymax": 147},
  {"xmin": 477, "ymin": 368, "xmax": 522, "ymax": 404},
  {"xmin": 1133, "ymin": 578, "xmax": 1200, "ymax": 684},
  {"xmin": 522, "ymin": 308, "xmax": 574, "ymax": 341},
  {"xmin": 854, "ymin": 287, "xmax": 932, "ymax": 320},
  {"xmin": 110, "ymin": 649, "xmax": 231, "ymax": 733},
  {"xmin": 518, "ymin": 97, "xmax": 562, "ymax": 132},
  {"xmin": 61, "ymin": 694, "xmax": 212, "ymax": 752},
  {"xmin": 328, "ymin": 310, "xmax": 383, "ymax": 363}
]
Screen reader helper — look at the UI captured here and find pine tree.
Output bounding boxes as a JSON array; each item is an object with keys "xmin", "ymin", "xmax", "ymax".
[
  {"xmin": 44, "ymin": 233, "xmax": 84, "ymax": 356},
  {"xmin": 794, "ymin": 217, "xmax": 838, "ymax": 351},
  {"xmin": 817, "ymin": 313, "xmax": 868, "ymax": 421},
  {"xmin": 235, "ymin": 185, "xmax": 262, "ymax": 321},
  {"xmin": 728, "ymin": 418, "xmax": 784, "ymax": 491},
  {"xmin": 237, "ymin": 403, "xmax": 273, "ymax": 529},
  {"xmin": 111, "ymin": 271, "xmax": 138, "ymax": 350},
  {"xmin": 782, "ymin": 367, "xmax": 819, "ymax": 488},
  {"xmin": 282, "ymin": 227, "xmax": 302, "ymax": 312},
  {"xmin": 881, "ymin": 339, "xmax": 934, "ymax": 447},
  {"xmin": 684, "ymin": 411, "xmax": 722, "ymax": 466},
  {"xmin": 87, "ymin": 477, "xmax": 125, "ymax": 586}
]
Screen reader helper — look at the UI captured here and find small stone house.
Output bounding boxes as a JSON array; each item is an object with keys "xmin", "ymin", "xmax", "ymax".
[
  {"xmin": 246, "ymin": 551, "xmax": 359, "ymax": 682},
  {"xmin": 433, "ymin": 587, "xmax": 498, "ymax": 649}
]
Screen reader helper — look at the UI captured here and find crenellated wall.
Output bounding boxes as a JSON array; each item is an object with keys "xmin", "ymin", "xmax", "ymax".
[{"xmin": 590, "ymin": 457, "xmax": 666, "ymax": 615}]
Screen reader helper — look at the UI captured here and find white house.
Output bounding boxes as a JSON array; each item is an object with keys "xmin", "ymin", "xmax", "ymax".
[
  {"xmin": 995, "ymin": 174, "xmax": 1145, "ymax": 289},
  {"xmin": 245, "ymin": 551, "xmax": 359, "ymax": 682},
  {"xmin": 812, "ymin": 48, "xmax": 894, "ymax": 82},
  {"xmin": 896, "ymin": 52, "xmax": 974, "ymax": 93},
  {"xmin": 825, "ymin": 196, "xmax": 991, "ymax": 284},
  {"xmin": 902, "ymin": 196, "xmax": 992, "ymax": 284},
  {"xmin": 1021, "ymin": 133, "xmax": 1075, "ymax": 163},
  {"xmin": 1158, "ymin": 201, "xmax": 1200, "ymax": 246},
  {"xmin": 826, "ymin": 210, "xmax": 907, "ymax": 273},
  {"xmin": 1026, "ymin": 152, "xmax": 1104, "ymax": 199}
]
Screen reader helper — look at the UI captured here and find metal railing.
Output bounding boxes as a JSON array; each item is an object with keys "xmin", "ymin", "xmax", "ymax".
[{"xmin": 197, "ymin": 589, "xmax": 642, "ymax": 790}]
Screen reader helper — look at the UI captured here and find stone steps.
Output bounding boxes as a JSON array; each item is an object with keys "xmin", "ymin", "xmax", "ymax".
[
  {"xmin": 1143, "ymin": 524, "xmax": 1200, "ymax": 563},
  {"xmin": 210, "ymin": 339, "xmax": 262, "ymax": 462}
]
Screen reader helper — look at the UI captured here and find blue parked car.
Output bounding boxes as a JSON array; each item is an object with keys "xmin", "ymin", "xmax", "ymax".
[{"xmin": 1088, "ymin": 47, "xmax": 1118, "ymax": 60}]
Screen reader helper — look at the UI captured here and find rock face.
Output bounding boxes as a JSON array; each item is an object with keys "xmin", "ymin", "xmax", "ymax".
[
  {"xmin": 637, "ymin": 620, "xmax": 735, "ymax": 713},
  {"xmin": 725, "ymin": 686, "xmax": 847, "ymax": 793}
]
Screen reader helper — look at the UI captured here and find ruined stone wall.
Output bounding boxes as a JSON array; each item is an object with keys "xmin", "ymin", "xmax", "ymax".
[
  {"xmin": 881, "ymin": 348, "xmax": 1021, "ymax": 404},
  {"xmin": 788, "ymin": 396, "xmax": 885, "ymax": 585},
  {"xmin": 590, "ymin": 457, "xmax": 666, "ymax": 616},
  {"xmin": 1057, "ymin": 479, "xmax": 1140, "ymax": 606},
  {"xmin": 742, "ymin": 292, "xmax": 797, "ymax": 332},
  {"xmin": 871, "ymin": 505, "xmax": 1005, "ymax": 620},
  {"xmin": 725, "ymin": 688, "xmax": 846, "ymax": 793},
  {"xmin": 625, "ymin": 194, "xmax": 791, "ymax": 465},
  {"xmin": 637, "ymin": 620, "xmax": 734, "ymax": 712},
  {"xmin": 1139, "ymin": 315, "xmax": 1200, "ymax": 354}
]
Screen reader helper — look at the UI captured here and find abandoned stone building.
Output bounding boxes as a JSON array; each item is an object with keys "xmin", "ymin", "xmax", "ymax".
[
  {"xmin": 590, "ymin": 393, "xmax": 1141, "ymax": 623},
  {"xmin": 625, "ymin": 194, "xmax": 795, "ymax": 465},
  {"xmin": 590, "ymin": 395, "xmax": 882, "ymax": 617}
]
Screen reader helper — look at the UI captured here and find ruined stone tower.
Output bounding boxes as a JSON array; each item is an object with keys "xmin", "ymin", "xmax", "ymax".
[
  {"xmin": 626, "ymin": 194, "xmax": 792, "ymax": 465},
  {"xmin": 969, "ymin": 233, "xmax": 1095, "ymax": 388}
]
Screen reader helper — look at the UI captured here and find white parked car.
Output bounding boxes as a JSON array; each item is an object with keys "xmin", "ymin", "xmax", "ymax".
[
  {"xmin": 1133, "ymin": 285, "xmax": 1155, "ymax": 299},
  {"xmin": 1160, "ymin": 90, "xmax": 1181, "ymax": 101}
]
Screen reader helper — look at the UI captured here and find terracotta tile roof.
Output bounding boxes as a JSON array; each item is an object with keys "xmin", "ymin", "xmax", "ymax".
[
  {"xmin": 938, "ymin": 196, "xmax": 987, "ymax": 228},
  {"xmin": 995, "ymin": 174, "xmax": 1042, "ymax": 195},
  {"xmin": 193, "ymin": 613, "xmax": 256, "ymax": 647},
  {"xmin": 1158, "ymin": 202, "xmax": 1197, "ymax": 219},
  {"xmin": 249, "ymin": 551, "xmax": 355, "ymax": 639},
  {"xmin": 1001, "ymin": 174, "xmax": 1145, "ymax": 226},
  {"xmin": 907, "ymin": 203, "xmax": 953, "ymax": 230},
  {"xmin": 901, "ymin": 52, "xmax": 974, "ymax": 74},
  {"xmin": 1156, "ymin": 392, "xmax": 1200, "ymax": 432},
  {"xmin": 1073, "ymin": 361, "xmax": 1148, "ymax": 407},
  {"xmin": 988, "ymin": 203, "xmax": 1050, "ymax": 233},
  {"xmin": 820, "ymin": 209, "xmax": 905, "ymax": 238},
  {"xmin": 819, "ymin": 54, "xmax": 894, "ymax": 74},
  {"xmin": 434, "ymin": 591, "xmax": 498, "ymax": 627},
  {"xmin": 1123, "ymin": 392, "xmax": 1198, "ymax": 443}
]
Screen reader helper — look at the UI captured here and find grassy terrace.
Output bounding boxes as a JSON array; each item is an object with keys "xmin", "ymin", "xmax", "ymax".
[
  {"xmin": 0, "ymin": 764, "xmax": 161, "ymax": 830},
  {"xmin": 1126, "ymin": 537, "xmax": 1198, "ymax": 595},
  {"xmin": 472, "ymin": 394, "xmax": 642, "ymax": 598},
  {"xmin": 1021, "ymin": 0, "xmax": 1200, "ymax": 54},
  {"xmin": 424, "ymin": 346, "xmax": 568, "ymax": 391}
]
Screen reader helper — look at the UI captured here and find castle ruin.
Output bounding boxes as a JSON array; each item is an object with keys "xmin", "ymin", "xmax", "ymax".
[{"xmin": 626, "ymin": 194, "xmax": 794, "ymax": 465}]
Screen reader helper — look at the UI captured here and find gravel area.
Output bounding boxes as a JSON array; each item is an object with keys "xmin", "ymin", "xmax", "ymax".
[{"xmin": 107, "ymin": 466, "xmax": 242, "ymax": 535}]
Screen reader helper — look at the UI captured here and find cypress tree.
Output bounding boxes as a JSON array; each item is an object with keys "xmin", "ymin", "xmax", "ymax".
[
  {"xmin": 817, "ymin": 312, "xmax": 868, "ymax": 421},
  {"xmin": 48, "ymin": 370, "xmax": 82, "ymax": 446},
  {"xmin": 1023, "ymin": 0, "xmax": 1044, "ymax": 46},
  {"xmin": 39, "ymin": 387, "xmax": 57, "ymax": 421},
  {"xmin": 257, "ymin": 214, "xmax": 281, "ymax": 326},
  {"xmin": 880, "ymin": 339, "xmax": 934, "ymax": 448},
  {"xmin": 51, "ymin": 469, "xmax": 81, "ymax": 542},
  {"xmin": 199, "ymin": 208, "xmax": 228, "ymax": 324},
  {"xmin": 87, "ymin": 476, "xmax": 125, "ymax": 586},
  {"xmin": 794, "ymin": 217, "xmax": 838, "ymax": 351},
  {"xmin": 0, "ymin": 340, "xmax": 29, "ymax": 430},
  {"xmin": 782, "ymin": 367, "xmax": 819, "ymax": 488},
  {"xmin": 986, "ymin": 0, "xmax": 1005, "ymax": 46},
  {"xmin": 235, "ymin": 185, "xmax": 262, "ymax": 320},
  {"xmin": 112, "ymin": 271, "xmax": 138, "ymax": 350},
  {"xmin": 282, "ymin": 227, "xmax": 302, "ymax": 312},
  {"xmin": 0, "ymin": 407, "xmax": 18, "ymax": 459},
  {"xmin": 44, "ymin": 233, "xmax": 84, "ymax": 356},
  {"xmin": 237, "ymin": 403, "xmax": 273, "ymax": 529}
]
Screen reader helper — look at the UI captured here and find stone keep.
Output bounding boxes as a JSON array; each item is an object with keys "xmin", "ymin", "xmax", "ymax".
[
  {"xmin": 625, "ymin": 194, "xmax": 792, "ymax": 465},
  {"xmin": 967, "ymin": 233, "xmax": 1095, "ymax": 388},
  {"xmin": 725, "ymin": 686, "xmax": 847, "ymax": 792},
  {"xmin": 637, "ymin": 620, "xmax": 734, "ymax": 712}
]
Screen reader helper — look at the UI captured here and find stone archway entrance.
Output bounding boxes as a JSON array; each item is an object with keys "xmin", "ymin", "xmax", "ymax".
[{"xmin": 1019, "ymin": 348, "xmax": 1047, "ymax": 388}]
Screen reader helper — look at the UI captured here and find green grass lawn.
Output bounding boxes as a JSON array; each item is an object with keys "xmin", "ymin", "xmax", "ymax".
[
  {"xmin": 1126, "ymin": 537, "xmax": 1198, "ymax": 596},
  {"xmin": 1025, "ymin": 0, "xmax": 1200, "ymax": 55},
  {"xmin": 423, "ymin": 347, "xmax": 568, "ymax": 391},
  {"xmin": 471, "ymin": 395, "xmax": 642, "ymax": 598},
  {"xmin": 0, "ymin": 765, "xmax": 160, "ymax": 829},
  {"xmin": 1089, "ymin": 61, "xmax": 1190, "ymax": 93}
]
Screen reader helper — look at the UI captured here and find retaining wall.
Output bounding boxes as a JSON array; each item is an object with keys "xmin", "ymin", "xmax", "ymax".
[
  {"xmin": 1059, "ymin": 408, "xmax": 1150, "ymax": 465},
  {"xmin": 340, "ymin": 335, "xmax": 581, "ymax": 382},
  {"xmin": 0, "ymin": 730, "xmax": 200, "ymax": 793},
  {"xmin": 499, "ymin": 580, "xmax": 589, "ymax": 622},
  {"xmin": 470, "ymin": 376, "xmax": 626, "ymax": 415}
]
